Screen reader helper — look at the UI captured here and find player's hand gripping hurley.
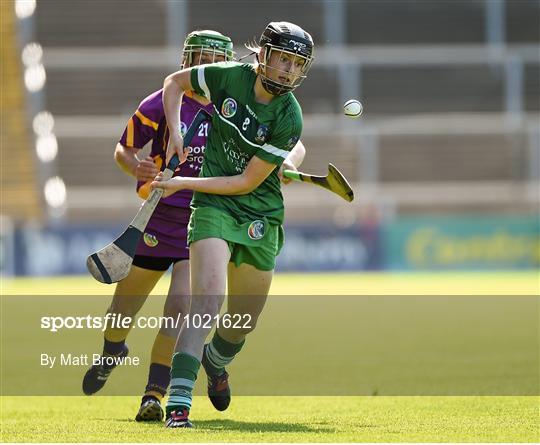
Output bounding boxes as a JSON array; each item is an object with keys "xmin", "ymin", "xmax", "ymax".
[
  {"xmin": 283, "ymin": 163, "xmax": 354, "ymax": 202},
  {"xmin": 86, "ymin": 109, "xmax": 211, "ymax": 284}
]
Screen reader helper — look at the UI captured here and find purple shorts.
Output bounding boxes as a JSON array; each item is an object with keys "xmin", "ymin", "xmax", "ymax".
[{"xmin": 134, "ymin": 203, "xmax": 190, "ymax": 260}]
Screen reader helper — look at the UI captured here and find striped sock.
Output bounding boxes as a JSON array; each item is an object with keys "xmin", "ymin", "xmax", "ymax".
[
  {"xmin": 166, "ymin": 352, "xmax": 200, "ymax": 415},
  {"xmin": 204, "ymin": 331, "xmax": 245, "ymax": 376}
]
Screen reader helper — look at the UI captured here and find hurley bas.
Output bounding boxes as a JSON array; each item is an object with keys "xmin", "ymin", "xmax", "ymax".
[{"xmin": 40, "ymin": 353, "xmax": 139, "ymax": 369}]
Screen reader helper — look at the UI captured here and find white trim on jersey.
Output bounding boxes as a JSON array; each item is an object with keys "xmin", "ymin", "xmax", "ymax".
[
  {"xmin": 198, "ymin": 67, "xmax": 211, "ymax": 100},
  {"xmin": 213, "ymin": 104, "xmax": 290, "ymax": 159},
  {"xmin": 261, "ymin": 143, "xmax": 290, "ymax": 159}
]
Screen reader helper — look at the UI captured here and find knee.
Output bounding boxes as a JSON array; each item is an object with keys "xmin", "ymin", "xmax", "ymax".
[
  {"xmin": 191, "ymin": 295, "xmax": 223, "ymax": 317},
  {"xmin": 192, "ymin": 274, "xmax": 225, "ymax": 298},
  {"xmin": 163, "ymin": 294, "xmax": 190, "ymax": 318},
  {"xmin": 193, "ymin": 284, "xmax": 222, "ymax": 298}
]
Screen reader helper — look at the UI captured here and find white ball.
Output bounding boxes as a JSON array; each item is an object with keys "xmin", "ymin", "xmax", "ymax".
[{"xmin": 343, "ymin": 99, "xmax": 363, "ymax": 118}]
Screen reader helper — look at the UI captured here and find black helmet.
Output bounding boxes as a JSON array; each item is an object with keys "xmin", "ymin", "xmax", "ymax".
[{"xmin": 258, "ymin": 21, "xmax": 314, "ymax": 96}]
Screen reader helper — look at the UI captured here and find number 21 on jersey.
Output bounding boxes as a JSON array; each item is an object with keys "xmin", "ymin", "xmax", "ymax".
[{"xmin": 198, "ymin": 122, "xmax": 209, "ymax": 137}]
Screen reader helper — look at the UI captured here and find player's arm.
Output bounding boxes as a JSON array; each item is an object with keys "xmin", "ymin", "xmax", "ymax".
[
  {"xmin": 116, "ymin": 91, "xmax": 163, "ymax": 182},
  {"xmin": 114, "ymin": 144, "xmax": 158, "ymax": 182},
  {"xmin": 151, "ymin": 156, "xmax": 276, "ymax": 197},
  {"xmin": 279, "ymin": 139, "xmax": 306, "ymax": 184},
  {"xmin": 163, "ymin": 68, "xmax": 194, "ymax": 163},
  {"xmin": 286, "ymin": 139, "xmax": 306, "ymax": 168}
]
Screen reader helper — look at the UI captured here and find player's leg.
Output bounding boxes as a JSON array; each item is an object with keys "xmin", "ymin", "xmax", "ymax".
[
  {"xmin": 82, "ymin": 262, "xmax": 163, "ymax": 395},
  {"xmin": 222, "ymin": 262, "xmax": 272, "ymax": 341},
  {"xmin": 202, "ymin": 261, "xmax": 272, "ymax": 411},
  {"xmin": 165, "ymin": 238, "xmax": 230, "ymax": 428},
  {"xmin": 136, "ymin": 259, "xmax": 190, "ymax": 422}
]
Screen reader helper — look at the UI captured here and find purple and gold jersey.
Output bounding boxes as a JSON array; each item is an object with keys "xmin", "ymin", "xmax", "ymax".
[{"xmin": 119, "ymin": 89, "xmax": 213, "ymax": 208}]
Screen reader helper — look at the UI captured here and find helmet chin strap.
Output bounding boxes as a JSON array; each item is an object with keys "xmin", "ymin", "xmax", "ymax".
[
  {"xmin": 260, "ymin": 78, "xmax": 275, "ymax": 95},
  {"xmin": 260, "ymin": 74, "xmax": 288, "ymax": 96}
]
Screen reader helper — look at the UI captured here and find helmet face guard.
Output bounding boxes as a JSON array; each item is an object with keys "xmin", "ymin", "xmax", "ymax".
[
  {"xmin": 182, "ymin": 30, "xmax": 234, "ymax": 68},
  {"xmin": 259, "ymin": 46, "xmax": 314, "ymax": 96},
  {"xmin": 258, "ymin": 22, "xmax": 314, "ymax": 96}
]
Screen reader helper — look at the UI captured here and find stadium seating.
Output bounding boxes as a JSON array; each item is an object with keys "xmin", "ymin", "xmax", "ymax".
[
  {"xmin": 22, "ymin": 0, "xmax": 540, "ymax": 221},
  {"xmin": 35, "ymin": 1, "xmax": 167, "ymax": 47},
  {"xmin": 0, "ymin": 1, "xmax": 42, "ymax": 221}
]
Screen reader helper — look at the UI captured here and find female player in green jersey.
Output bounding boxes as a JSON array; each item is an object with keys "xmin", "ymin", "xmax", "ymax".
[{"xmin": 152, "ymin": 21, "xmax": 314, "ymax": 428}]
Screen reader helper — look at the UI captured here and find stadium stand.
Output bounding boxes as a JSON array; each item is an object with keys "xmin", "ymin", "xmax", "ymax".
[
  {"xmin": 1, "ymin": 1, "xmax": 42, "ymax": 221},
  {"xmin": 21, "ymin": 0, "xmax": 540, "ymax": 222},
  {"xmin": 35, "ymin": 1, "xmax": 168, "ymax": 47}
]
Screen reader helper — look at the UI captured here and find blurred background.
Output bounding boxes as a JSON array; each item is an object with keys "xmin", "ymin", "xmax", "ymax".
[{"xmin": 1, "ymin": 0, "xmax": 539, "ymax": 277}]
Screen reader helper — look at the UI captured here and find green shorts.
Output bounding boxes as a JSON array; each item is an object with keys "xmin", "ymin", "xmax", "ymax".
[{"xmin": 187, "ymin": 206, "xmax": 284, "ymax": 271}]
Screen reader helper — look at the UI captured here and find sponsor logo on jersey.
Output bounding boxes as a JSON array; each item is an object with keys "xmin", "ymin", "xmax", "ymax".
[
  {"xmin": 255, "ymin": 124, "xmax": 269, "ymax": 144},
  {"xmin": 221, "ymin": 98, "xmax": 237, "ymax": 118},
  {"xmin": 286, "ymin": 135, "xmax": 299, "ymax": 149},
  {"xmin": 186, "ymin": 145, "xmax": 205, "ymax": 170},
  {"xmin": 143, "ymin": 233, "xmax": 159, "ymax": 247},
  {"xmin": 245, "ymin": 104, "xmax": 258, "ymax": 120},
  {"xmin": 248, "ymin": 220, "xmax": 265, "ymax": 240},
  {"xmin": 180, "ymin": 121, "xmax": 187, "ymax": 137},
  {"xmin": 223, "ymin": 138, "xmax": 249, "ymax": 173}
]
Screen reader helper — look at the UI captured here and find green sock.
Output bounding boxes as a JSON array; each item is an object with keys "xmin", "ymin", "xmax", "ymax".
[
  {"xmin": 204, "ymin": 331, "xmax": 245, "ymax": 376},
  {"xmin": 166, "ymin": 352, "xmax": 200, "ymax": 415}
]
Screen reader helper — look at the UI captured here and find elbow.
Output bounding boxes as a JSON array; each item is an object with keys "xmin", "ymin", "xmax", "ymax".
[
  {"xmin": 225, "ymin": 177, "xmax": 256, "ymax": 195},
  {"xmin": 231, "ymin": 185, "xmax": 254, "ymax": 195},
  {"xmin": 238, "ymin": 186, "xmax": 256, "ymax": 195},
  {"xmin": 113, "ymin": 144, "xmax": 125, "ymax": 166},
  {"xmin": 239, "ymin": 177, "xmax": 263, "ymax": 194},
  {"xmin": 244, "ymin": 183, "xmax": 261, "ymax": 194}
]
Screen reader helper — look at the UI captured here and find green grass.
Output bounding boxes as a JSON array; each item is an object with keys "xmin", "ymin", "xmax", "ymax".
[
  {"xmin": 1, "ymin": 396, "xmax": 538, "ymax": 442},
  {"xmin": 2, "ymin": 270, "xmax": 539, "ymax": 295},
  {"xmin": 1, "ymin": 272, "xmax": 538, "ymax": 442}
]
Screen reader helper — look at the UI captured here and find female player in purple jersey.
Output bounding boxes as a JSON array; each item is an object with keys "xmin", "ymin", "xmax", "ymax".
[{"xmin": 81, "ymin": 30, "xmax": 235, "ymax": 422}]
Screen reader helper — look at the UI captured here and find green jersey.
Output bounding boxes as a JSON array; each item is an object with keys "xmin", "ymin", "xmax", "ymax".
[{"xmin": 190, "ymin": 62, "xmax": 303, "ymax": 225}]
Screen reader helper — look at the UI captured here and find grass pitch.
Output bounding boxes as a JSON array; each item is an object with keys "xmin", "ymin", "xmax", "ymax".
[
  {"xmin": 1, "ymin": 396, "xmax": 538, "ymax": 442},
  {"xmin": 1, "ymin": 272, "xmax": 538, "ymax": 442},
  {"xmin": 2, "ymin": 270, "xmax": 539, "ymax": 295}
]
